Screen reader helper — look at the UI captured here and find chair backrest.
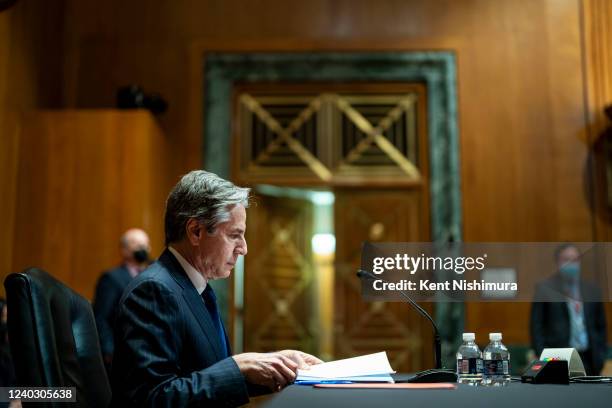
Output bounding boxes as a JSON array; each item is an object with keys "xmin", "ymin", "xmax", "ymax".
[{"xmin": 4, "ymin": 268, "xmax": 111, "ymax": 408}]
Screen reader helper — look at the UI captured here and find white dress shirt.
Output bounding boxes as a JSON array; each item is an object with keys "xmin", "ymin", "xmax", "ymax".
[{"xmin": 168, "ymin": 246, "xmax": 207, "ymax": 295}]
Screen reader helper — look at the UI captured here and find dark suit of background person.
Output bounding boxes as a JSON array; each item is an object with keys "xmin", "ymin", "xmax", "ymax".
[
  {"xmin": 93, "ymin": 228, "xmax": 151, "ymax": 375},
  {"xmin": 530, "ymin": 244, "xmax": 608, "ymax": 376},
  {"xmin": 111, "ymin": 170, "xmax": 322, "ymax": 407},
  {"xmin": 0, "ymin": 299, "xmax": 16, "ymax": 388}
]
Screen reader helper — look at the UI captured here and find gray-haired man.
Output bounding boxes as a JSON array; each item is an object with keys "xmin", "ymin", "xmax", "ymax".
[{"xmin": 111, "ymin": 170, "xmax": 321, "ymax": 407}]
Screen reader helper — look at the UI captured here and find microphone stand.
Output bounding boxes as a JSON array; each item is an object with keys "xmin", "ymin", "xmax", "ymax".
[{"xmin": 356, "ymin": 269, "xmax": 457, "ymax": 383}]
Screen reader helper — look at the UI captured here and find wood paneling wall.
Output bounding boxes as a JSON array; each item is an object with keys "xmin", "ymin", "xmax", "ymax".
[
  {"xmin": 9, "ymin": 110, "xmax": 170, "ymax": 299},
  {"xmin": 59, "ymin": 0, "xmax": 608, "ymax": 344},
  {"xmin": 582, "ymin": 0, "xmax": 612, "ymax": 346},
  {"xmin": 60, "ymin": 0, "xmax": 595, "ymax": 239},
  {"xmin": 0, "ymin": 0, "xmax": 66, "ymax": 297},
  {"xmin": 2, "ymin": 0, "xmax": 611, "ymax": 345},
  {"xmin": 583, "ymin": 0, "xmax": 612, "ymax": 147}
]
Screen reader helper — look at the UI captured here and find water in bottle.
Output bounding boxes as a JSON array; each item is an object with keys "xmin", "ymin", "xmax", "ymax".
[
  {"xmin": 482, "ymin": 332, "xmax": 510, "ymax": 386},
  {"xmin": 456, "ymin": 332, "xmax": 483, "ymax": 385}
]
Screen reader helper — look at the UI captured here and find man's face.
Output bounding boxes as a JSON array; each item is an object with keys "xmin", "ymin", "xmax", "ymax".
[
  {"xmin": 196, "ymin": 204, "xmax": 247, "ymax": 280},
  {"xmin": 557, "ymin": 246, "xmax": 580, "ymax": 270},
  {"xmin": 121, "ymin": 229, "xmax": 151, "ymax": 263}
]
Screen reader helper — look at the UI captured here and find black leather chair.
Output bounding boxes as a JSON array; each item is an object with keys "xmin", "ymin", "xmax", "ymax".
[{"xmin": 4, "ymin": 268, "xmax": 111, "ymax": 407}]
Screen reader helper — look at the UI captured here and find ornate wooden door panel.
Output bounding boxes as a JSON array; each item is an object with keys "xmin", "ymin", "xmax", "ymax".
[
  {"xmin": 334, "ymin": 189, "xmax": 433, "ymax": 372},
  {"xmin": 232, "ymin": 82, "xmax": 427, "ymax": 187},
  {"xmin": 243, "ymin": 193, "xmax": 317, "ymax": 353},
  {"xmin": 233, "ymin": 81, "xmax": 435, "ymax": 368}
]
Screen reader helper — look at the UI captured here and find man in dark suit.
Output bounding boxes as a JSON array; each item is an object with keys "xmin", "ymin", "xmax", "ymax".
[
  {"xmin": 93, "ymin": 228, "xmax": 151, "ymax": 374},
  {"xmin": 530, "ymin": 244, "xmax": 608, "ymax": 375},
  {"xmin": 111, "ymin": 170, "xmax": 322, "ymax": 406}
]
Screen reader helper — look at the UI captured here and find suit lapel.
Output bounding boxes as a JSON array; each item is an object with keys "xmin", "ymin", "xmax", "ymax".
[{"xmin": 159, "ymin": 249, "xmax": 225, "ymax": 360}]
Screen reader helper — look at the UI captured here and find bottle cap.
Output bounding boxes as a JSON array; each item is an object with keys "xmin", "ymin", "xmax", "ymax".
[
  {"xmin": 489, "ymin": 332, "xmax": 502, "ymax": 341},
  {"xmin": 462, "ymin": 333, "xmax": 475, "ymax": 341}
]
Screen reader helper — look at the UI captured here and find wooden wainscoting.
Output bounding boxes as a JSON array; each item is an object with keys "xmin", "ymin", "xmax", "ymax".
[{"xmin": 9, "ymin": 109, "xmax": 170, "ymax": 299}]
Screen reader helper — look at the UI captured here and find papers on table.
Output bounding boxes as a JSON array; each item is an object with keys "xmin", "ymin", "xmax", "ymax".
[
  {"xmin": 314, "ymin": 383, "xmax": 457, "ymax": 389},
  {"xmin": 296, "ymin": 352, "xmax": 396, "ymax": 384}
]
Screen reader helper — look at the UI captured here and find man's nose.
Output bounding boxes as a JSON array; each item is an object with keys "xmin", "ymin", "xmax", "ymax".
[{"xmin": 238, "ymin": 237, "xmax": 248, "ymax": 256}]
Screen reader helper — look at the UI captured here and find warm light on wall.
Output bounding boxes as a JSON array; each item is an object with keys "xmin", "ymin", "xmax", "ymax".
[
  {"xmin": 311, "ymin": 232, "xmax": 335, "ymax": 361},
  {"xmin": 312, "ymin": 233, "xmax": 336, "ymax": 256}
]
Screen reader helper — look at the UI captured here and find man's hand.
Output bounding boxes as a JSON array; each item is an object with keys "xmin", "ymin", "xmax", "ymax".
[
  {"xmin": 278, "ymin": 350, "xmax": 323, "ymax": 370},
  {"xmin": 232, "ymin": 352, "xmax": 298, "ymax": 392}
]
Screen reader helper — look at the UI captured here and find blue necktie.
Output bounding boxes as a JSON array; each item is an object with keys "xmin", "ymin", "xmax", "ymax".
[{"xmin": 202, "ymin": 285, "xmax": 229, "ymax": 358}]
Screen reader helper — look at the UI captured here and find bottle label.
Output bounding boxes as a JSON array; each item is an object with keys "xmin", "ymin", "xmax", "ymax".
[
  {"xmin": 457, "ymin": 358, "xmax": 483, "ymax": 375},
  {"xmin": 483, "ymin": 359, "xmax": 509, "ymax": 375}
]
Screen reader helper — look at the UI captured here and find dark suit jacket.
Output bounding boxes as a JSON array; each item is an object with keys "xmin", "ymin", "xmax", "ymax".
[
  {"xmin": 93, "ymin": 265, "xmax": 133, "ymax": 357},
  {"xmin": 110, "ymin": 249, "xmax": 249, "ymax": 407},
  {"xmin": 530, "ymin": 275, "xmax": 607, "ymax": 374}
]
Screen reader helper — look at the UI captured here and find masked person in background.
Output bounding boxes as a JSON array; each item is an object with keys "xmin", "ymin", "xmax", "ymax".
[
  {"xmin": 530, "ymin": 243, "xmax": 607, "ymax": 375},
  {"xmin": 93, "ymin": 228, "xmax": 151, "ymax": 376}
]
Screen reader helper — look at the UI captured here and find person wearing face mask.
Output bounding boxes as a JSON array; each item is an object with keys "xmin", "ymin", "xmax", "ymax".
[
  {"xmin": 93, "ymin": 228, "xmax": 151, "ymax": 376},
  {"xmin": 530, "ymin": 244, "xmax": 607, "ymax": 375}
]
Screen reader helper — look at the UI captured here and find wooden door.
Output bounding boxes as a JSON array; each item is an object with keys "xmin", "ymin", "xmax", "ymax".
[
  {"xmin": 243, "ymin": 193, "xmax": 317, "ymax": 353},
  {"xmin": 334, "ymin": 188, "xmax": 433, "ymax": 372},
  {"xmin": 233, "ymin": 81, "xmax": 433, "ymax": 368}
]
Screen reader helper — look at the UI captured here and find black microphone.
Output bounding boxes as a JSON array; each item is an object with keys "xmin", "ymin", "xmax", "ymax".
[{"xmin": 357, "ymin": 269, "xmax": 442, "ymax": 370}]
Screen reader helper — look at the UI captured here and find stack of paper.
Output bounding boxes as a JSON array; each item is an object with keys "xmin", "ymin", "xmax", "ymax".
[{"xmin": 295, "ymin": 352, "xmax": 396, "ymax": 384}]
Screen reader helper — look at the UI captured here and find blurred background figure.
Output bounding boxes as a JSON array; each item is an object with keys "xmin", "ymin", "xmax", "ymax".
[
  {"xmin": 0, "ymin": 298, "xmax": 15, "ymax": 385},
  {"xmin": 0, "ymin": 298, "xmax": 18, "ymax": 408},
  {"xmin": 93, "ymin": 228, "xmax": 151, "ymax": 375},
  {"xmin": 530, "ymin": 244, "xmax": 608, "ymax": 375}
]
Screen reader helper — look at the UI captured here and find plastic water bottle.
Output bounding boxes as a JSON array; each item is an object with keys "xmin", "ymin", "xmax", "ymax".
[
  {"xmin": 482, "ymin": 332, "xmax": 510, "ymax": 386},
  {"xmin": 456, "ymin": 332, "xmax": 483, "ymax": 385}
]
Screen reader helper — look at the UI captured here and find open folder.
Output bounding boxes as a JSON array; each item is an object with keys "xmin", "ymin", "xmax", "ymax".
[{"xmin": 295, "ymin": 352, "xmax": 396, "ymax": 384}]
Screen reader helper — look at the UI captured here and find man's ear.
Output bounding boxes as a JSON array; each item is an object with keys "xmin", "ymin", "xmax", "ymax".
[{"xmin": 185, "ymin": 218, "xmax": 203, "ymax": 246}]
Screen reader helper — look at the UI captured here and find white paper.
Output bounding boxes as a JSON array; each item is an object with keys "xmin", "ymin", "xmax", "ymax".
[
  {"xmin": 297, "ymin": 351, "xmax": 395, "ymax": 379},
  {"xmin": 539, "ymin": 348, "xmax": 586, "ymax": 377}
]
